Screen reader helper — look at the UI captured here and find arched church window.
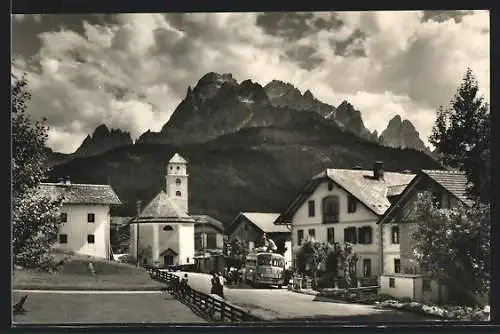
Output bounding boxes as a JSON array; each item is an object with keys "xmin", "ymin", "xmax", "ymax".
[
  {"xmin": 176, "ymin": 166, "xmax": 180, "ymax": 170},
  {"xmin": 176, "ymin": 191, "xmax": 182, "ymax": 197},
  {"xmin": 163, "ymin": 225, "xmax": 173, "ymax": 231},
  {"xmin": 176, "ymin": 178, "xmax": 181, "ymax": 185}
]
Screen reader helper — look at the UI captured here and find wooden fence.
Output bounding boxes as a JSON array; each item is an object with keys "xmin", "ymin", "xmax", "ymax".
[{"xmin": 148, "ymin": 269, "xmax": 262, "ymax": 323}]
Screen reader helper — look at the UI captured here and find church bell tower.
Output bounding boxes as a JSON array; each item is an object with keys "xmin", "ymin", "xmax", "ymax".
[{"xmin": 166, "ymin": 153, "xmax": 189, "ymax": 214}]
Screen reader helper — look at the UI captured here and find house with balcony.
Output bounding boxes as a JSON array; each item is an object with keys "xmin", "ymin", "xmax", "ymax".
[
  {"xmin": 39, "ymin": 177, "xmax": 122, "ymax": 259},
  {"xmin": 276, "ymin": 162, "xmax": 416, "ymax": 280},
  {"xmin": 377, "ymin": 169, "xmax": 473, "ymax": 303}
]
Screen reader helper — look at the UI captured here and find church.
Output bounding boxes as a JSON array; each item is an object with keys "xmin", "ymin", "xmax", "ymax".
[{"xmin": 130, "ymin": 153, "xmax": 196, "ymax": 268}]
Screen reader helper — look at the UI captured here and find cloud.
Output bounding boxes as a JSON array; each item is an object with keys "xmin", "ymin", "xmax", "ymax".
[{"xmin": 12, "ymin": 11, "xmax": 489, "ymax": 153}]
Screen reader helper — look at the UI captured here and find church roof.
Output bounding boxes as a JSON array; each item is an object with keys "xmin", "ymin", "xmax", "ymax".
[
  {"xmin": 169, "ymin": 153, "xmax": 187, "ymax": 164},
  {"xmin": 138, "ymin": 191, "xmax": 194, "ymax": 222}
]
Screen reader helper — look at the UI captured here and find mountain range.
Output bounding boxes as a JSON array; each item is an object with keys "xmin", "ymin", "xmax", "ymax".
[{"xmin": 45, "ymin": 72, "xmax": 442, "ymax": 225}]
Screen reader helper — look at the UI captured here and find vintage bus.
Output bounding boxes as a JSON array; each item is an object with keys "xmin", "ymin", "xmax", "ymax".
[{"xmin": 243, "ymin": 252, "xmax": 286, "ymax": 288}]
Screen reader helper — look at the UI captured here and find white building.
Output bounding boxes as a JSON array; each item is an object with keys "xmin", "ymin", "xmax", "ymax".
[
  {"xmin": 277, "ymin": 162, "xmax": 416, "ymax": 279},
  {"xmin": 377, "ymin": 169, "xmax": 473, "ymax": 304},
  {"xmin": 130, "ymin": 153, "xmax": 196, "ymax": 268},
  {"xmin": 39, "ymin": 178, "xmax": 122, "ymax": 259}
]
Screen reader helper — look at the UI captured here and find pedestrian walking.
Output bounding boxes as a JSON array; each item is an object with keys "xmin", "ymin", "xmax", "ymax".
[
  {"xmin": 179, "ymin": 273, "xmax": 189, "ymax": 299},
  {"xmin": 210, "ymin": 272, "xmax": 219, "ymax": 295},
  {"xmin": 217, "ymin": 272, "xmax": 225, "ymax": 299}
]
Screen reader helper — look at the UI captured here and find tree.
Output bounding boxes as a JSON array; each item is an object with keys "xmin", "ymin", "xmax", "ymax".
[
  {"xmin": 299, "ymin": 240, "xmax": 330, "ymax": 289},
  {"xmin": 405, "ymin": 192, "xmax": 490, "ymax": 306},
  {"xmin": 429, "ymin": 68, "xmax": 490, "ymax": 204},
  {"xmin": 229, "ymin": 237, "xmax": 248, "ymax": 263},
  {"xmin": 12, "ymin": 73, "xmax": 63, "ymax": 271}
]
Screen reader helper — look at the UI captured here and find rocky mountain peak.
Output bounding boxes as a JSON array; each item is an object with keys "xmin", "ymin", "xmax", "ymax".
[
  {"xmin": 73, "ymin": 124, "xmax": 133, "ymax": 157},
  {"xmin": 379, "ymin": 116, "xmax": 429, "ymax": 153},
  {"xmin": 193, "ymin": 72, "xmax": 238, "ymax": 102}
]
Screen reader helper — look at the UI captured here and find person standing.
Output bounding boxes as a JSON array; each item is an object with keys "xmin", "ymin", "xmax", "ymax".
[{"xmin": 217, "ymin": 272, "xmax": 225, "ymax": 299}]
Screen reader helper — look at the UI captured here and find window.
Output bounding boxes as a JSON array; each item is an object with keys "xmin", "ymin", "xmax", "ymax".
[
  {"xmin": 59, "ymin": 234, "xmax": 68, "ymax": 244},
  {"xmin": 389, "ymin": 277, "xmax": 395, "ymax": 288},
  {"xmin": 391, "ymin": 225, "xmax": 400, "ymax": 244},
  {"xmin": 87, "ymin": 213, "xmax": 95, "ymax": 223},
  {"xmin": 347, "ymin": 195, "xmax": 357, "ymax": 213},
  {"xmin": 363, "ymin": 258, "xmax": 371, "ymax": 277},
  {"xmin": 176, "ymin": 166, "xmax": 180, "ymax": 170},
  {"xmin": 176, "ymin": 191, "xmax": 181, "ymax": 197},
  {"xmin": 394, "ymin": 258, "xmax": 401, "ymax": 273},
  {"xmin": 322, "ymin": 196, "xmax": 340, "ymax": 223},
  {"xmin": 176, "ymin": 178, "xmax": 181, "ymax": 185},
  {"xmin": 297, "ymin": 229, "xmax": 304, "ymax": 245},
  {"xmin": 87, "ymin": 234, "xmax": 95, "ymax": 244},
  {"xmin": 327, "ymin": 227, "xmax": 335, "ymax": 244},
  {"xmin": 308, "ymin": 200, "xmax": 315, "ymax": 217},
  {"xmin": 423, "ymin": 278, "xmax": 432, "ymax": 291},
  {"xmin": 60, "ymin": 213, "xmax": 67, "ymax": 223},
  {"xmin": 308, "ymin": 228, "xmax": 315, "ymax": 239},
  {"xmin": 170, "ymin": 166, "xmax": 173, "ymax": 170},
  {"xmin": 344, "ymin": 227, "xmax": 357, "ymax": 244},
  {"xmin": 206, "ymin": 233, "xmax": 217, "ymax": 249},
  {"xmin": 358, "ymin": 226, "xmax": 372, "ymax": 244}
]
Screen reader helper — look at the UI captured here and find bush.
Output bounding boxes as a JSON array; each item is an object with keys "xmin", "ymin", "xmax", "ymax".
[{"xmin": 119, "ymin": 254, "xmax": 137, "ymax": 266}]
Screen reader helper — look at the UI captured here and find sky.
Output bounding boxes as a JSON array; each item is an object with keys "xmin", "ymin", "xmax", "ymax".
[{"xmin": 11, "ymin": 11, "xmax": 490, "ymax": 154}]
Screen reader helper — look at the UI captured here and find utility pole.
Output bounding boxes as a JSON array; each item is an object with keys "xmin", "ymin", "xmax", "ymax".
[{"xmin": 136, "ymin": 200, "xmax": 141, "ymax": 268}]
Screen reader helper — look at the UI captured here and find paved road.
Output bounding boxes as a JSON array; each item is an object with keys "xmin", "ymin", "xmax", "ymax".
[{"xmin": 169, "ymin": 271, "xmax": 437, "ymax": 322}]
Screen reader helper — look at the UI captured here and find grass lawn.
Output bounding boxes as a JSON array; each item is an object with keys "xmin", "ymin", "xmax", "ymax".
[
  {"xmin": 13, "ymin": 251, "xmax": 165, "ymax": 291},
  {"xmin": 12, "ymin": 291, "xmax": 206, "ymax": 324}
]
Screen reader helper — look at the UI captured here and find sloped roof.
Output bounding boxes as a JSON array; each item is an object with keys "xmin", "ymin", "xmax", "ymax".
[
  {"xmin": 192, "ymin": 215, "xmax": 224, "ymax": 232},
  {"xmin": 139, "ymin": 191, "xmax": 194, "ymax": 222},
  {"xmin": 38, "ymin": 183, "xmax": 121, "ymax": 205},
  {"xmin": 241, "ymin": 212, "xmax": 289, "ymax": 233},
  {"xmin": 387, "ymin": 184, "xmax": 409, "ymax": 197},
  {"xmin": 169, "ymin": 153, "xmax": 187, "ymax": 164},
  {"xmin": 318, "ymin": 169, "xmax": 416, "ymax": 215},
  {"xmin": 422, "ymin": 170, "xmax": 473, "ymax": 206}
]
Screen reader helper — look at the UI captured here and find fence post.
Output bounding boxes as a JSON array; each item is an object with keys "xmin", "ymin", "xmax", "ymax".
[{"xmin": 220, "ymin": 302, "xmax": 225, "ymax": 321}]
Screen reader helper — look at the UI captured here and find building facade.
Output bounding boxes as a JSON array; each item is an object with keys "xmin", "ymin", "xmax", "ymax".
[
  {"xmin": 39, "ymin": 178, "xmax": 122, "ymax": 259},
  {"xmin": 377, "ymin": 170, "xmax": 473, "ymax": 303},
  {"xmin": 227, "ymin": 212, "xmax": 292, "ymax": 268},
  {"xmin": 130, "ymin": 153, "xmax": 196, "ymax": 268},
  {"xmin": 277, "ymin": 162, "xmax": 416, "ymax": 279}
]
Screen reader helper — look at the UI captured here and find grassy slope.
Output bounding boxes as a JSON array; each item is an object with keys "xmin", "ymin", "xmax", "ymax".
[{"xmin": 13, "ymin": 251, "xmax": 164, "ymax": 290}]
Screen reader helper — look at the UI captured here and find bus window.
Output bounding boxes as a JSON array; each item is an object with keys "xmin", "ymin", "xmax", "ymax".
[
  {"xmin": 271, "ymin": 257, "xmax": 285, "ymax": 267},
  {"xmin": 257, "ymin": 254, "xmax": 272, "ymax": 266}
]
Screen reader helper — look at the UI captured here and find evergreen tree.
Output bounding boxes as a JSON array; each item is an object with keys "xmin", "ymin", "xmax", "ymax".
[
  {"xmin": 12, "ymin": 73, "xmax": 63, "ymax": 271},
  {"xmin": 429, "ymin": 68, "xmax": 490, "ymax": 203}
]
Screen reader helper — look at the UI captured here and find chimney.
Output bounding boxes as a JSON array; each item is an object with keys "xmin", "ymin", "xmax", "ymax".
[
  {"xmin": 64, "ymin": 176, "xmax": 71, "ymax": 185},
  {"xmin": 353, "ymin": 165, "xmax": 363, "ymax": 170},
  {"xmin": 373, "ymin": 161, "xmax": 384, "ymax": 180},
  {"xmin": 57, "ymin": 177, "xmax": 64, "ymax": 184}
]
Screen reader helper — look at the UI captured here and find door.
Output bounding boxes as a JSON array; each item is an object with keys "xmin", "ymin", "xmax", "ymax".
[{"xmin": 164, "ymin": 254, "xmax": 174, "ymax": 267}]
